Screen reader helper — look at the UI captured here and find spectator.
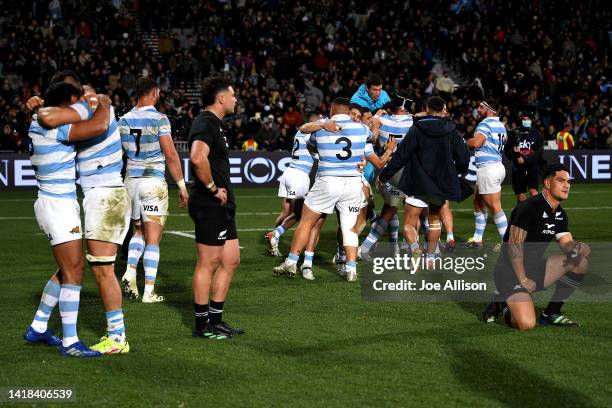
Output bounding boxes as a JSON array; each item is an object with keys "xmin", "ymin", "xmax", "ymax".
[
  {"xmin": 435, "ymin": 71, "xmax": 455, "ymax": 101},
  {"xmin": 283, "ymin": 106, "xmax": 302, "ymax": 128},
  {"xmin": 556, "ymin": 125, "xmax": 575, "ymax": 150},
  {"xmin": 1, "ymin": 124, "xmax": 14, "ymax": 150},
  {"xmin": 242, "ymin": 136, "xmax": 258, "ymax": 152},
  {"xmin": 0, "ymin": 0, "xmax": 609, "ymax": 152},
  {"xmin": 256, "ymin": 115, "xmax": 279, "ymax": 151}
]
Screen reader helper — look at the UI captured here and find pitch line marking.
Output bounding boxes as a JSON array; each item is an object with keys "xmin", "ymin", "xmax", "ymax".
[
  {"xmin": 1, "ymin": 190, "xmax": 612, "ymax": 202},
  {"xmin": 3, "ymin": 207, "xmax": 612, "ymax": 221}
]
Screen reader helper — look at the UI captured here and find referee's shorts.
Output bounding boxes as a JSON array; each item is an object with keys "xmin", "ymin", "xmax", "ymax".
[{"xmin": 188, "ymin": 192, "xmax": 237, "ymax": 246}]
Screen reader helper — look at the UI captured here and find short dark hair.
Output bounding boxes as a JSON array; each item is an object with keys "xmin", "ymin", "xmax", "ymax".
[
  {"xmin": 365, "ymin": 74, "xmax": 383, "ymax": 88},
  {"xmin": 43, "ymin": 82, "xmax": 82, "ymax": 107},
  {"xmin": 425, "ymin": 96, "xmax": 446, "ymax": 113},
  {"xmin": 543, "ymin": 164, "xmax": 569, "ymax": 179},
  {"xmin": 201, "ymin": 76, "xmax": 233, "ymax": 107},
  {"xmin": 331, "ymin": 97, "xmax": 350, "ymax": 108},
  {"xmin": 383, "ymin": 97, "xmax": 406, "ymax": 114},
  {"xmin": 482, "ymin": 98, "xmax": 500, "ymax": 114},
  {"xmin": 349, "ymin": 102, "xmax": 367, "ymax": 113},
  {"xmin": 136, "ymin": 77, "xmax": 158, "ymax": 98},
  {"xmin": 49, "ymin": 70, "xmax": 81, "ymax": 86}
]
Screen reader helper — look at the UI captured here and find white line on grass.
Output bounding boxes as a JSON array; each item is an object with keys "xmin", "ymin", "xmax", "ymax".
[
  {"xmin": 164, "ymin": 230, "xmax": 245, "ymax": 248},
  {"xmin": 1, "ymin": 190, "xmax": 612, "ymax": 202},
  {"xmin": 3, "ymin": 206, "xmax": 612, "ymax": 221}
]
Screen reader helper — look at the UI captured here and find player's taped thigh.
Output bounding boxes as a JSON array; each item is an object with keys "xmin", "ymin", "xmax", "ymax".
[
  {"xmin": 339, "ymin": 211, "xmax": 359, "ymax": 247},
  {"xmin": 86, "ymin": 253, "xmax": 116, "ymax": 266},
  {"xmin": 142, "ymin": 213, "xmax": 167, "ymax": 226}
]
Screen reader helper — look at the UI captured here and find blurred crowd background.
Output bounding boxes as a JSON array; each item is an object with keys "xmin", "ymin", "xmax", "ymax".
[{"xmin": 1, "ymin": 0, "xmax": 610, "ymax": 153}]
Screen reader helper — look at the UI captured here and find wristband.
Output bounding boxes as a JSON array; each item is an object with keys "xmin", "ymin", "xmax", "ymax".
[
  {"xmin": 206, "ymin": 181, "xmax": 216, "ymax": 189},
  {"xmin": 210, "ymin": 185, "xmax": 218, "ymax": 194},
  {"xmin": 177, "ymin": 179, "xmax": 186, "ymax": 190}
]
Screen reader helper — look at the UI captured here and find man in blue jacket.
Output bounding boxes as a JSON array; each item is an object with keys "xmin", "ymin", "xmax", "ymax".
[{"xmin": 350, "ymin": 74, "xmax": 391, "ymax": 112}]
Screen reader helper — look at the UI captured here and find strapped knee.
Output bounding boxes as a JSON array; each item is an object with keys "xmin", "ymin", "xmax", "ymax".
[
  {"xmin": 428, "ymin": 222, "xmax": 441, "ymax": 231},
  {"xmin": 339, "ymin": 212, "xmax": 359, "ymax": 247},
  {"xmin": 86, "ymin": 253, "xmax": 116, "ymax": 266}
]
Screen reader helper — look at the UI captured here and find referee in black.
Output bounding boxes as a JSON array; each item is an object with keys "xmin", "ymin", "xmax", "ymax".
[
  {"xmin": 484, "ymin": 164, "xmax": 590, "ymax": 330},
  {"xmin": 188, "ymin": 76, "xmax": 244, "ymax": 339}
]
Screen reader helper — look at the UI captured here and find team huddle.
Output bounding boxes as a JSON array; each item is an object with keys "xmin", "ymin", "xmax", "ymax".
[
  {"xmin": 24, "ymin": 72, "xmax": 187, "ymax": 357},
  {"xmin": 266, "ymin": 75, "xmax": 590, "ymax": 330},
  {"xmin": 23, "ymin": 72, "xmax": 591, "ymax": 357}
]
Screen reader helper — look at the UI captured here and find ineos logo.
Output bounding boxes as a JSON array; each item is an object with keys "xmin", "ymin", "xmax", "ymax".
[{"xmin": 244, "ymin": 157, "xmax": 276, "ymax": 184}]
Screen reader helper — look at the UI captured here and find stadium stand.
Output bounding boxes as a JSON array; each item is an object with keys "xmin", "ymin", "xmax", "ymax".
[{"xmin": 0, "ymin": 0, "xmax": 610, "ymax": 152}]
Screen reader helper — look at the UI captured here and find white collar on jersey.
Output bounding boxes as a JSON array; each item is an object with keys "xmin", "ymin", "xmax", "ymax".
[
  {"xmin": 330, "ymin": 114, "xmax": 351, "ymax": 120},
  {"xmin": 135, "ymin": 105, "xmax": 156, "ymax": 111}
]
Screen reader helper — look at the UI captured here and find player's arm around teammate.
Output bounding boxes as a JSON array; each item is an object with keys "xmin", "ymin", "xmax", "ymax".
[
  {"xmin": 299, "ymin": 119, "xmax": 340, "ymax": 134},
  {"xmin": 45, "ymin": 93, "xmax": 113, "ymax": 287},
  {"xmin": 34, "ymin": 95, "xmax": 110, "ymax": 138}
]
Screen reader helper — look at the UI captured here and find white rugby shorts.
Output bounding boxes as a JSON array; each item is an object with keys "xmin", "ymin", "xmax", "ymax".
[
  {"xmin": 277, "ymin": 167, "xmax": 310, "ymax": 200},
  {"xmin": 476, "ymin": 162, "xmax": 506, "ymax": 194},
  {"xmin": 83, "ymin": 186, "xmax": 131, "ymax": 244},
  {"xmin": 305, "ymin": 176, "xmax": 364, "ymax": 216},
  {"xmin": 405, "ymin": 196, "xmax": 429, "ymax": 208},
  {"xmin": 125, "ymin": 177, "xmax": 169, "ymax": 225},
  {"xmin": 381, "ymin": 169, "xmax": 406, "ymax": 207},
  {"xmin": 34, "ymin": 196, "xmax": 82, "ymax": 246}
]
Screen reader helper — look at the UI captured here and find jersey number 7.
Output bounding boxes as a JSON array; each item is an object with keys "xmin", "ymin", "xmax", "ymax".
[{"xmin": 130, "ymin": 128, "xmax": 143, "ymax": 156}]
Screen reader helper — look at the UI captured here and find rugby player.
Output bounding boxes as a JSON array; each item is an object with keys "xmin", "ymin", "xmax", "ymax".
[
  {"xmin": 25, "ymin": 82, "xmax": 110, "ymax": 357},
  {"xmin": 466, "ymin": 99, "xmax": 508, "ymax": 249},
  {"xmin": 273, "ymin": 97, "xmax": 371, "ymax": 282},
  {"xmin": 119, "ymin": 78, "xmax": 189, "ymax": 303},
  {"xmin": 484, "ymin": 165, "xmax": 589, "ymax": 329}
]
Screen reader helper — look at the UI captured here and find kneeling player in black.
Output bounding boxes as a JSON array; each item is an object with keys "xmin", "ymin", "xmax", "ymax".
[
  {"xmin": 188, "ymin": 76, "xmax": 244, "ymax": 339},
  {"xmin": 484, "ymin": 164, "xmax": 590, "ymax": 329}
]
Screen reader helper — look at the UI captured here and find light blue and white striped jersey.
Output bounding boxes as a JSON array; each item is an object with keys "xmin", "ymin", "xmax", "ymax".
[
  {"xmin": 288, "ymin": 131, "xmax": 315, "ymax": 174},
  {"xmin": 474, "ymin": 116, "xmax": 506, "ymax": 167},
  {"xmin": 309, "ymin": 114, "xmax": 371, "ymax": 177},
  {"xmin": 28, "ymin": 116, "xmax": 77, "ymax": 199},
  {"xmin": 71, "ymin": 102, "xmax": 124, "ymax": 188},
  {"xmin": 377, "ymin": 114, "xmax": 413, "ymax": 150},
  {"xmin": 364, "ymin": 142, "xmax": 377, "ymax": 159},
  {"xmin": 118, "ymin": 106, "xmax": 171, "ymax": 179}
]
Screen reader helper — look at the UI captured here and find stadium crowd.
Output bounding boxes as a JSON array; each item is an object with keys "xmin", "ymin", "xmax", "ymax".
[{"xmin": 0, "ymin": 0, "xmax": 610, "ymax": 152}]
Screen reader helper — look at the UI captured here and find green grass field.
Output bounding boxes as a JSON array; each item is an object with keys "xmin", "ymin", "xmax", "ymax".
[{"xmin": 1, "ymin": 184, "xmax": 611, "ymax": 407}]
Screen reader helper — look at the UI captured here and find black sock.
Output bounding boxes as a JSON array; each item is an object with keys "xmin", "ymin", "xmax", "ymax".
[
  {"xmin": 209, "ymin": 300, "xmax": 224, "ymax": 324},
  {"xmin": 194, "ymin": 303, "xmax": 209, "ymax": 331},
  {"xmin": 543, "ymin": 272, "xmax": 585, "ymax": 316},
  {"xmin": 503, "ymin": 306, "xmax": 514, "ymax": 328}
]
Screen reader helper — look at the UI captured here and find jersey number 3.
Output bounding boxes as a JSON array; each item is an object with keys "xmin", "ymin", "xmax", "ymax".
[
  {"xmin": 335, "ymin": 137, "xmax": 352, "ymax": 160},
  {"xmin": 130, "ymin": 128, "xmax": 143, "ymax": 156}
]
